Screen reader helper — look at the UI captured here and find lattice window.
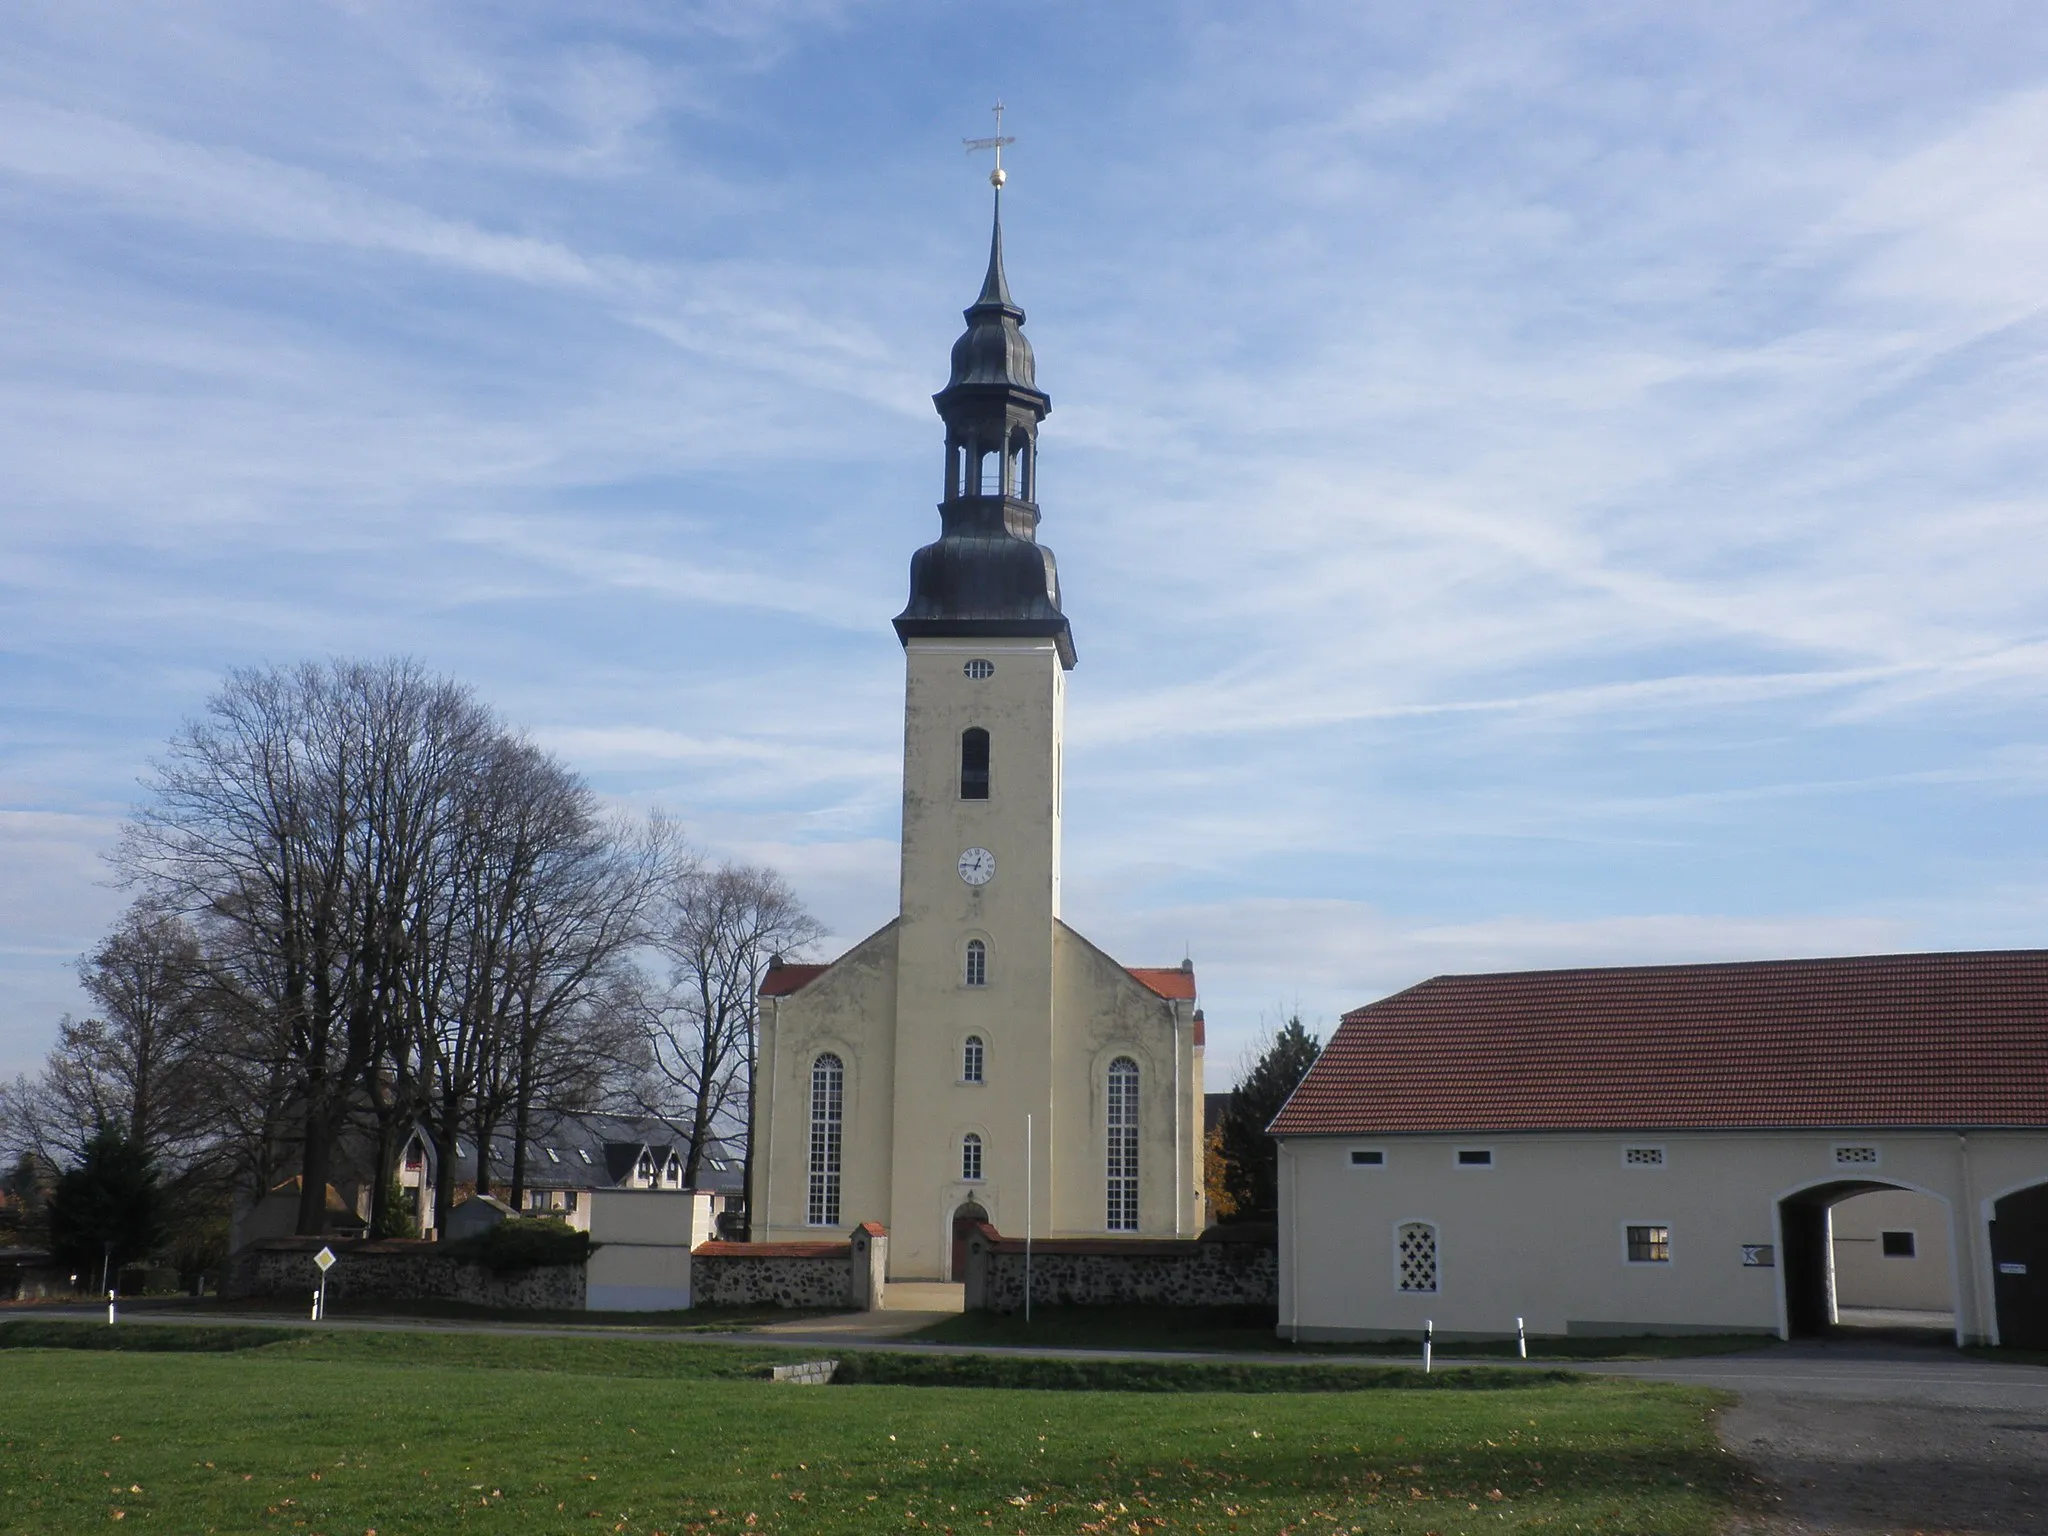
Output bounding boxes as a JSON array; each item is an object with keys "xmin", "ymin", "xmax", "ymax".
[
  {"xmin": 808, "ymin": 1053, "xmax": 844, "ymax": 1226},
  {"xmin": 962, "ymin": 1034, "xmax": 985, "ymax": 1083},
  {"xmin": 1397, "ymin": 1223, "xmax": 1438, "ymax": 1293},
  {"xmin": 964, "ymin": 939, "xmax": 987, "ymax": 988},
  {"xmin": 1834, "ymin": 1145, "xmax": 1880, "ymax": 1167},
  {"xmin": 961, "ymin": 1133, "xmax": 983, "ymax": 1182},
  {"xmin": 1626, "ymin": 1225, "xmax": 1671, "ymax": 1263},
  {"xmin": 1106, "ymin": 1056, "xmax": 1139, "ymax": 1231},
  {"xmin": 1624, "ymin": 1147, "xmax": 1665, "ymax": 1166}
]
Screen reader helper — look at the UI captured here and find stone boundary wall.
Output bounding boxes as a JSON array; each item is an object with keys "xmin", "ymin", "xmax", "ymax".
[
  {"xmin": 226, "ymin": 1237, "xmax": 584, "ymax": 1311},
  {"xmin": 963, "ymin": 1226, "xmax": 1277, "ymax": 1314},
  {"xmin": 690, "ymin": 1240, "xmax": 855, "ymax": 1309}
]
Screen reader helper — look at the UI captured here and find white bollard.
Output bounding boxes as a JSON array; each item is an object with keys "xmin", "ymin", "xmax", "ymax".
[
  {"xmin": 1422, "ymin": 1319, "xmax": 1433, "ymax": 1374},
  {"xmin": 1517, "ymin": 1316, "xmax": 1527, "ymax": 1359},
  {"xmin": 107, "ymin": 1290, "xmax": 116, "ymax": 1326},
  {"xmin": 311, "ymin": 1288, "xmax": 321, "ymax": 1321}
]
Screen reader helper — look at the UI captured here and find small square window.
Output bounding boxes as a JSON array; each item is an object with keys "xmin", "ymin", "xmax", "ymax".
[
  {"xmin": 1627, "ymin": 1225, "xmax": 1671, "ymax": 1263},
  {"xmin": 1456, "ymin": 1148, "xmax": 1492, "ymax": 1167},
  {"xmin": 1349, "ymin": 1149, "xmax": 1385, "ymax": 1167},
  {"xmin": 1881, "ymin": 1230, "xmax": 1916, "ymax": 1258}
]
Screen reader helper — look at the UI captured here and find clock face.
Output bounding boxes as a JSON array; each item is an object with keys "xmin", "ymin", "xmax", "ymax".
[{"xmin": 957, "ymin": 847, "xmax": 996, "ymax": 886}]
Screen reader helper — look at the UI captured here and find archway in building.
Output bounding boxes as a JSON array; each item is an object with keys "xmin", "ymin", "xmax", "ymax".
[
  {"xmin": 1991, "ymin": 1183, "xmax": 2048, "ymax": 1349},
  {"xmin": 949, "ymin": 1201, "xmax": 990, "ymax": 1282},
  {"xmin": 1778, "ymin": 1180, "xmax": 1956, "ymax": 1340}
]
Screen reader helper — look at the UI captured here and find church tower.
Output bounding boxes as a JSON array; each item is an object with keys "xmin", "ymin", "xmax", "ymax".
[{"xmin": 753, "ymin": 174, "xmax": 1204, "ymax": 1280}]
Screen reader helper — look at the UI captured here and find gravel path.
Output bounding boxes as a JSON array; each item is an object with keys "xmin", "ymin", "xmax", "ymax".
[{"xmin": 1719, "ymin": 1392, "xmax": 2048, "ymax": 1534}]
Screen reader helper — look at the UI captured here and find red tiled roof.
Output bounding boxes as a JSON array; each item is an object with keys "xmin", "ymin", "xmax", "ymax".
[
  {"xmin": 1270, "ymin": 950, "xmax": 2048, "ymax": 1136},
  {"xmin": 1128, "ymin": 966, "xmax": 1197, "ymax": 1001},
  {"xmin": 759, "ymin": 963, "xmax": 830, "ymax": 997},
  {"xmin": 692, "ymin": 1240, "xmax": 850, "ymax": 1258}
]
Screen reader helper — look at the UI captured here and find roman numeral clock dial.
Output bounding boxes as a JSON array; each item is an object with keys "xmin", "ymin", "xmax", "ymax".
[{"xmin": 958, "ymin": 847, "xmax": 996, "ymax": 886}]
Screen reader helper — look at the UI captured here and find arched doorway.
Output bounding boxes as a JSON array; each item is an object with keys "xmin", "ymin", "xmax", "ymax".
[
  {"xmin": 1778, "ymin": 1180, "xmax": 1956, "ymax": 1340},
  {"xmin": 949, "ymin": 1201, "xmax": 990, "ymax": 1282},
  {"xmin": 1991, "ymin": 1183, "xmax": 2048, "ymax": 1348}
]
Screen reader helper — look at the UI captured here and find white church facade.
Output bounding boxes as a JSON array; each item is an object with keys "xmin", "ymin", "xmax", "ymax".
[{"xmin": 748, "ymin": 191, "xmax": 1205, "ymax": 1280}]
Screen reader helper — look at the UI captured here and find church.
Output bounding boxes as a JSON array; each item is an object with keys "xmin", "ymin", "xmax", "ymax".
[{"xmin": 748, "ymin": 182, "xmax": 1206, "ymax": 1280}]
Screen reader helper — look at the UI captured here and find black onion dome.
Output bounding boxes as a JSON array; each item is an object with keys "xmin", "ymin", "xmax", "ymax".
[
  {"xmin": 895, "ymin": 189, "xmax": 1074, "ymax": 668},
  {"xmin": 939, "ymin": 214, "xmax": 1045, "ymax": 401}
]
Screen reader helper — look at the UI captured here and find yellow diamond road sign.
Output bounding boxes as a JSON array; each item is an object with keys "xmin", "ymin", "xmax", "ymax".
[{"xmin": 314, "ymin": 1247, "xmax": 337, "ymax": 1273}]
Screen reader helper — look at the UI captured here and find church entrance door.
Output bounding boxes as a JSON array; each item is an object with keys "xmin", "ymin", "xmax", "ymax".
[{"xmin": 950, "ymin": 1201, "xmax": 990, "ymax": 1282}]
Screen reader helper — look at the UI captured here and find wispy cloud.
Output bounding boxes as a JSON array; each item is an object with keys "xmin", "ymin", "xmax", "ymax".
[{"xmin": 3, "ymin": 3, "xmax": 2047, "ymax": 1079}]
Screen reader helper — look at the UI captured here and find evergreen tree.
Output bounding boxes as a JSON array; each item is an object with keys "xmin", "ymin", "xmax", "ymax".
[
  {"xmin": 47, "ymin": 1128, "xmax": 162, "ymax": 1288},
  {"xmin": 1218, "ymin": 1016, "xmax": 1322, "ymax": 1221}
]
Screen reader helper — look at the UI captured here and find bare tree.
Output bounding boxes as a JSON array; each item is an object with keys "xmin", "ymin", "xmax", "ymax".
[
  {"xmin": 643, "ymin": 857, "xmax": 823, "ymax": 1190},
  {"xmin": 117, "ymin": 660, "xmax": 491, "ymax": 1234}
]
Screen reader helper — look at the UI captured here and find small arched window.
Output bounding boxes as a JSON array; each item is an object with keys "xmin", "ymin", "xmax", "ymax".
[
  {"xmin": 960, "ymin": 727, "xmax": 990, "ymax": 800},
  {"xmin": 1107, "ymin": 1056, "xmax": 1139, "ymax": 1231},
  {"xmin": 1397, "ymin": 1222, "xmax": 1439, "ymax": 1293},
  {"xmin": 962, "ymin": 1034, "xmax": 985, "ymax": 1083},
  {"xmin": 964, "ymin": 939, "xmax": 987, "ymax": 988},
  {"xmin": 961, "ymin": 1132, "xmax": 983, "ymax": 1182},
  {"xmin": 808, "ymin": 1053, "xmax": 844, "ymax": 1226}
]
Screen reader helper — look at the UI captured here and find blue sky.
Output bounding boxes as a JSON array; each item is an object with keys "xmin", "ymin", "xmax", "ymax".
[{"xmin": 5, "ymin": 2, "xmax": 2048, "ymax": 1082}]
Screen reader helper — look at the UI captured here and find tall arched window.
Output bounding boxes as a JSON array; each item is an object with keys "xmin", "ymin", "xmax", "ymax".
[
  {"xmin": 1106, "ymin": 1056, "xmax": 1139, "ymax": 1231},
  {"xmin": 808, "ymin": 1053, "xmax": 844, "ymax": 1226},
  {"xmin": 960, "ymin": 728, "xmax": 990, "ymax": 799},
  {"xmin": 1397, "ymin": 1222, "xmax": 1439, "ymax": 1293},
  {"xmin": 961, "ymin": 1132, "xmax": 983, "ymax": 1182},
  {"xmin": 962, "ymin": 1034, "xmax": 985, "ymax": 1083},
  {"xmin": 964, "ymin": 939, "xmax": 987, "ymax": 987}
]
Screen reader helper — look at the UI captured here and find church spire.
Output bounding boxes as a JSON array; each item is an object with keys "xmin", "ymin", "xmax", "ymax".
[
  {"xmin": 894, "ymin": 133, "xmax": 1075, "ymax": 669},
  {"xmin": 976, "ymin": 188, "xmax": 1016, "ymax": 311}
]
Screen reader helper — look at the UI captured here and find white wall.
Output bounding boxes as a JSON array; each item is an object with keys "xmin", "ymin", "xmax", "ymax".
[
  {"xmin": 584, "ymin": 1189, "xmax": 713, "ymax": 1311},
  {"xmin": 1277, "ymin": 1129, "xmax": 2048, "ymax": 1345},
  {"xmin": 1830, "ymin": 1187, "xmax": 1954, "ymax": 1314}
]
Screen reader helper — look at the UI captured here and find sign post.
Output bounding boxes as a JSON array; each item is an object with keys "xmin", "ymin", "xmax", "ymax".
[
  {"xmin": 313, "ymin": 1246, "xmax": 337, "ymax": 1321},
  {"xmin": 1024, "ymin": 1114, "xmax": 1033, "ymax": 1325}
]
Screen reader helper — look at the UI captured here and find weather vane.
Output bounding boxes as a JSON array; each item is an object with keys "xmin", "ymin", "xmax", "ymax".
[{"xmin": 964, "ymin": 100, "xmax": 1015, "ymax": 187}]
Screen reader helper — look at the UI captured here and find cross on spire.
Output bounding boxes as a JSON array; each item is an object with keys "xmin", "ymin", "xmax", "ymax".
[{"xmin": 963, "ymin": 100, "xmax": 1015, "ymax": 187}]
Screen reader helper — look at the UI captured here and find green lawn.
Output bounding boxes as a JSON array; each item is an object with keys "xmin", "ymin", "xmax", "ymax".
[
  {"xmin": 0, "ymin": 1324, "xmax": 1741, "ymax": 1535},
  {"xmin": 906, "ymin": 1305, "xmax": 1776, "ymax": 1361}
]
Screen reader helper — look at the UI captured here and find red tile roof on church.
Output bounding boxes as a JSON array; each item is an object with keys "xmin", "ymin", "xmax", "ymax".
[
  {"xmin": 1269, "ymin": 949, "xmax": 2048, "ymax": 1136},
  {"xmin": 1128, "ymin": 966, "xmax": 1197, "ymax": 1001},
  {"xmin": 759, "ymin": 963, "xmax": 830, "ymax": 997}
]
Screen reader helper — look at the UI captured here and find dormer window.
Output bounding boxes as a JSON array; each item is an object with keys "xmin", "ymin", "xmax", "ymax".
[{"xmin": 635, "ymin": 1152, "xmax": 655, "ymax": 1185}]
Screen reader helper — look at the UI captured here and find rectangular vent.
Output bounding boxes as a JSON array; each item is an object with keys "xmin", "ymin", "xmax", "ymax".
[
  {"xmin": 1624, "ymin": 1147, "xmax": 1665, "ymax": 1166},
  {"xmin": 1456, "ymin": 1148, "xmax": 1493, "ymax": 1167},
  {"xmin": 1349, "ymin": 1149, "xmax": 1384, "ymax": 1167},
  {"xmin": 1834, "ymin": 1145, "xmax": 1880, "ymax": 1167}
]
